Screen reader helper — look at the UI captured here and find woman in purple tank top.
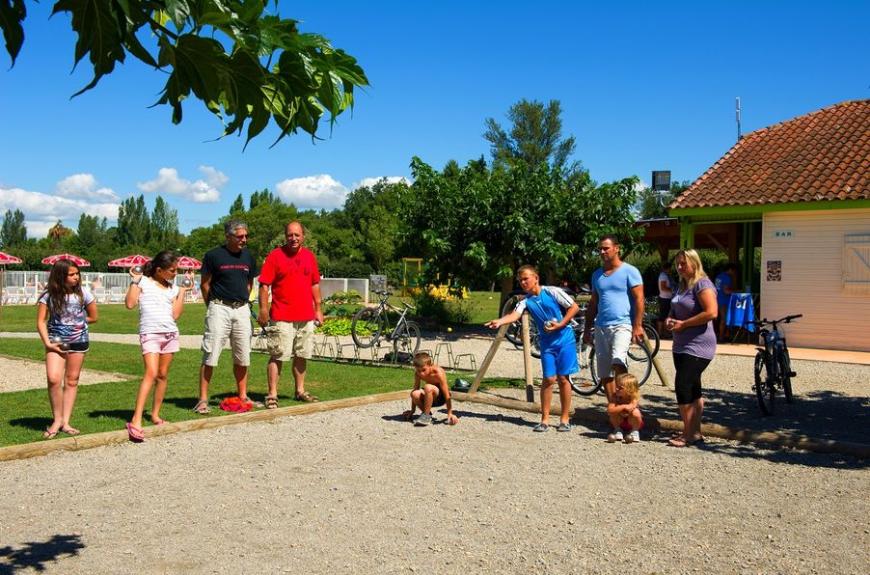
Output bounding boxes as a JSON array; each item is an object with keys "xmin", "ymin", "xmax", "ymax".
[{"xmin": 665, "ymin": 249, "xmax": 717, "ymax": 447}]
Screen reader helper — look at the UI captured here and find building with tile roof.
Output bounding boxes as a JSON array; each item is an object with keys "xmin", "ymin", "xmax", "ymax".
[{"xmin": 669, "ymin": 100, "xmax": 869, "ymax": 351}]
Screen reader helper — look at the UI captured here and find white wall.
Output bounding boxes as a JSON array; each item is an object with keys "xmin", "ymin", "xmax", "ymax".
[{"xmin": 761, "ymin": 208, "xmax": 870, "ymax": 351}]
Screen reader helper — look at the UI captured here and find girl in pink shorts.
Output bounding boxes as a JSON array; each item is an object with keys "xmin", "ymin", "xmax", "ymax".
[{"xmin": 124, "ymin": 251, "xmax": 193, "ymax": 442}]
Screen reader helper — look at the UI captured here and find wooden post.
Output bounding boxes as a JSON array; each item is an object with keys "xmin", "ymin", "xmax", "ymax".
[
  {"xmin": 467, "ymin": 323, "xmax": 509, "ymax": 395},
  {"xmin": 643, "ymin": 334, "xmax": 670, "ymax": 388},
  {"xmin": 521, "ymin": 313, "xmax": 535, "ymax": 402}
]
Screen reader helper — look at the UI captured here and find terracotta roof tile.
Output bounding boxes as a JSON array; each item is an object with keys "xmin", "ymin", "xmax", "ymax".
[{"xmin": 671, "ymin": 100, "xmax": 870, "ymax": 209}]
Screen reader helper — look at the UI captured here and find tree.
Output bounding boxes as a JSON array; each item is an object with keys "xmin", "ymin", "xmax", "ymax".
[
  {"xmin": 3, "ymin": 1, "xmax": 368, "ymax": 146},
  {"xmin": 229, "ymin": 194, "xmax": 245, "ymax": 215},
  {"xmin": 1, "ymin": 209, "xmax": 27, "ymax": 247},
  {"xmin": 150, "ymin": 196, "xmax": 180, "ymax": 247},
  {"xmin": 47, "ymin": 220, "xmax": 73, "ymax": 247},
  {"xmin": 116, "ymin": 195, "xmax": 151, "ymax": 246},
  {"xmin": 484, "ymin": 99, "xmax": 578, "ymax": 174},
  {"xmin": 249, "ymin": 188, "xmax": 282, "ymax": 210},
  {"xmin": 404, "ymin": 157, "xmax": 641, "ymax": 300},
  {"xmin": 637, "ymin": 180, "xmax": 690, "ymax": 219}
]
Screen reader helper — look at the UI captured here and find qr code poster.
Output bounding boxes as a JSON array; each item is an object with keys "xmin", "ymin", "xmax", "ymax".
[{"xmin": 766, "ymin": 260, "xmax": 782, "ymax": 282}]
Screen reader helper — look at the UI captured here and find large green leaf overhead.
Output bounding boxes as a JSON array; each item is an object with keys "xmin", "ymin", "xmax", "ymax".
[{"xmin": 3, "ymin": 1, "xmax": 368, "ymax": 146}]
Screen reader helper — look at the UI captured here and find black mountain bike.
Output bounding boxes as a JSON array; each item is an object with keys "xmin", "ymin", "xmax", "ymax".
[
  {"xmin": 752, "ymin": 314, "xmax": 802, "ymax": 416},
  {"xmin": 351, "ymin": 290, "xmax": 422, "ymax": 357}
]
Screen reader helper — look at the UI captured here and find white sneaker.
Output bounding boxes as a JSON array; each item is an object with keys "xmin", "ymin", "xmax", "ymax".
[
  {"xmin": 625, "ymin": 430, "xmax": 641, "ymax": 443},
  {"xmin": 607, "ymin": 429, "xmax": 624, "ymax": 443}
]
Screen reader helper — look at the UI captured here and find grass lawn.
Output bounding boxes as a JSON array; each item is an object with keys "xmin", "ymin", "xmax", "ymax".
[
  {"xmin": 0, "ymin": 337, "xmax": 420, "ymax": 447},
  {"xmin": 0, "ymin": 291, "xmax": 504, "ymax": 333}
]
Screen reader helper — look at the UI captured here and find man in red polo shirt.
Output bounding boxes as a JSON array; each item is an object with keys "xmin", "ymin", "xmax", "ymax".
[{"xmin": 257, "ymin": 221, "xmax": 324, "ymax": 406}]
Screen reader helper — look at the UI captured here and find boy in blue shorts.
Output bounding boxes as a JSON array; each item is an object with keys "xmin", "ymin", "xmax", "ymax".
[{"xmin": 486, "ymin": 265, "xmax": 581, "ymax": 432}]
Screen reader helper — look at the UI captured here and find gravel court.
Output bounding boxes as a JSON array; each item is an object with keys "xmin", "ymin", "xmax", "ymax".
[{"xmin": 0, "ymin": 398, "xmax": 868, "ymax": 575}]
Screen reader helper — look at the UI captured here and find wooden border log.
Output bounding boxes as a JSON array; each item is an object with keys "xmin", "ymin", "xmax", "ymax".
[
  {"xmin": 0, "ymin": 390, "xmax": 409, "ymax": 462},
  {"xmin": 451, "ymin": 391, "xmax": 869, "ymax": 458}
]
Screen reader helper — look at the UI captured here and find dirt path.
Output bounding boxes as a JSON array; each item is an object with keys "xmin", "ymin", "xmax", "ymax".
[{"xmin": 0, "ymin": 398, "xmax": 867, "ymax": 574}]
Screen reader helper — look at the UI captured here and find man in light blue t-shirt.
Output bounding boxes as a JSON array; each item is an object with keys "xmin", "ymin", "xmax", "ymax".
[{"xmin": 582, "ymin": 235, "xmax": 645, "ymax": 440}]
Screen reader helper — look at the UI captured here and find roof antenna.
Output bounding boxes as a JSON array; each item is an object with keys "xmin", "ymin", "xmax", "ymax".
[{"xmin": 736, "ymin": 97, "xmax": 742, "ymax": 141}]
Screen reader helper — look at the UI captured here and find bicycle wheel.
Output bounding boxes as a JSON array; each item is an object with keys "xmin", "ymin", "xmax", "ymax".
[
  {"xmin": 528, "ymin": 319, "xmax": 542, "ymax": 359},
  {"xmin": 780, "ymin": 349, "xmax": 794, "ymax": 404},
  {"xmin": 644, "ymin": 324, "xmax": 660, "ymax": 359},
  {"xmin": 351, "ymin": 307, "xmax": 384, "ymax": 348},
  {"xmin": 626, "ymin": 340, "xmax": 653, "ymax": 387},
  {"xmin": 393, "ymin": 320, "xmax": 422, "ymax": 356},
  {"xmin": 570, "ymin": 344, "xmax": 601, "ymax": 396},
  {"xmin": 754, "ymin": 351, "xmax": 774, "ymax": 416},
  {"xmin": 589, "ymin": 341, "xmax": 652, "ymax": 390},
  {"xmin": 501, "ymin": 294, "xmax": 524, "ymax": 346}
]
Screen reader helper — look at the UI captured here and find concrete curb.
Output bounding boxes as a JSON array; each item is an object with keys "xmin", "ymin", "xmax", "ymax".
[
  {"xmin": 0, "ymin": 390, "xmax": 408, "ymax": 462},
  {"xmin": 453, "ymin": 391, "xmax": 870, "ymax": 458}
]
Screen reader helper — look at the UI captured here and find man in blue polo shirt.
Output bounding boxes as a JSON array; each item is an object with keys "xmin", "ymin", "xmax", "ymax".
[{"xmin": 582, "ymin": 235, "xmax": 645, "ymax": 441}]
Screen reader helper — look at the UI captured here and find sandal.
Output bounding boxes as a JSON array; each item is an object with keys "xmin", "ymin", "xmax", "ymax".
[
  {"xmin": 240, "ymin": 396, "xmax": 264, "ymax": 408},
  {"xmin": 192, "ymin": 400, "xmax": 211, "ymax": 415},
  {"xmin": 60, "ymin": 426, "xmax": 80, "ymax": 436},
  {"xmin": 43, "ymin": 428, "xmax": 59, "ymax": 440},
  {"xmin": 532, "ymin": 423, "xmax": 549, "ymax": 432},
  {"xmin": 295, "ymin": 391, "xmax": 319, "ymax": 403},
  {"xmin": 126, "ymin": 422, "xmax": 145, "ymax": 443},
  {"xmin": 265, "ymin": 396, "xmax": 279, "ymax": 410}
]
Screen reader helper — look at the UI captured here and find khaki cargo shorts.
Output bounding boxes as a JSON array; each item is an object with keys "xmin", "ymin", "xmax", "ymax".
[
  {"xmin": 201, "ymin": 301, "xmax": 252, "ymax": 367},
  {"xmin": 273, "ymin": 320, "xmax": 315, "ymax": 361}
]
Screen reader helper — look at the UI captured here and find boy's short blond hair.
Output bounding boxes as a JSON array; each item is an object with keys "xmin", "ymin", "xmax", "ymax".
[
  {"xmin": 615, "ymin": 373, "xmax": 640, "ymax": 402},
  {"xmin": 413, "ymin": 352, "xmax": 433, "ymax": 368}
]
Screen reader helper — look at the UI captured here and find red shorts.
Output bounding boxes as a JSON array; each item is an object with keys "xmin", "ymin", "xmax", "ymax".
[{"xmin": 620, "ymin": 417, "xmax": 645, "ymax": 432}]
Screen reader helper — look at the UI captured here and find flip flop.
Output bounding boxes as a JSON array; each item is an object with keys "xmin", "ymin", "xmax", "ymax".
[
  {"xmin": 60, "ymin": 426, "xmax": 80, "ymax": 436},
  {"xmin": 126, "ymin": 423, "xmax": 145, "ymax": 443},
  {"xmin": 43, "ymin": 429, "xmax": 59, "ymax": 440},
  {"xmin": 192, "ymin": 400, "xmax": 211, "ymax": 414},
  {"xmin": 151, "ymin": 418, "xmax": 167, "ymax": 425}
]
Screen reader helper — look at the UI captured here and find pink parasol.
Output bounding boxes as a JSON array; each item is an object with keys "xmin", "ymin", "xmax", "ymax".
[
  {"xmin": 41, "ymin": 253, "xmax": 91, "ymax": 267},
  {"xmin": 176, "ymin": 256, "xmax": 202, "ymax": 270},
  {"xmin": 0, "ymin": 251, "xmax": 23, "ymax": 265},
  {"xmin": 108, "ymin": 254, "xmax": 151, "ymax": 268}
]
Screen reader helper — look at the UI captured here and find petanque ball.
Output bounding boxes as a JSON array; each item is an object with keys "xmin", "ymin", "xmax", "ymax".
[{"xmin": 452, "ymin": 378, "xmax": 471, "ymax": 392}]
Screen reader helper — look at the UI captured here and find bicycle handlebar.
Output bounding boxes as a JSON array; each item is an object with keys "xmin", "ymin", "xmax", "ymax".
[{"xmin": 752, "ymin": 313, "xmax": 802, "ymax": 327}]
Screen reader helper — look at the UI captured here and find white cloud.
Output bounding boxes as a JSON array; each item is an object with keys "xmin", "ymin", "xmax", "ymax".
[
  {"xmin": 56, "ymin": 173, "xmax": 119, "ymax": 201},
  {"xmin": 351, "ymin": 176, "xmax": 411, "ymax": 190},
  {"xmin": 0, "ymin": 185, "xmax": 120, "ymax": 238},
  {"xmin": 274, "ymin": 174, "xmax": 349, "ymax": 210},
  {"xmin": 137, "ymin": 166, "xmax": 226, "ymax": 203}
]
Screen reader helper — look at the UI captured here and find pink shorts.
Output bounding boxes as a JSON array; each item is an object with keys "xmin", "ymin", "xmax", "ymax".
[{"xmin": 140, "ymin": 332, "xmax": 180, "ymax": 354}]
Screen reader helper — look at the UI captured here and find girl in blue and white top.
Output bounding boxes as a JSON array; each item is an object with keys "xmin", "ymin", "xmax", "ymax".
[
  {"xmin": 36, "ymin": 259, "xmax": 98, "ymax": 439},
  {"xmin": 124, "ymin": 251, "xmax": 193, "ymax": 442}
]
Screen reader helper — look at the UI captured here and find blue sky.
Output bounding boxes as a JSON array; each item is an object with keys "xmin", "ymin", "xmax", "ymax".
[{"xmin": 2, "ymin": 1, "xmax": 868, "ymax": 238}]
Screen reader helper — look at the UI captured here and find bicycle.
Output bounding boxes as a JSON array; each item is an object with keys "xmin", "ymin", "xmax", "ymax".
[
  {"xmin": 501, "ymin": 290, "xmax": 659, "ymax": 360},
  {"xmin": 498, "ymin": 292, "xmax": 652, "ymax": 394},
  {"xmin": 351, "ymin": 290, "xmax": 422, "ymax": 357},
  {"xmin": 752, "ymin": 314, "xmax": 802, "ymax": 416}
]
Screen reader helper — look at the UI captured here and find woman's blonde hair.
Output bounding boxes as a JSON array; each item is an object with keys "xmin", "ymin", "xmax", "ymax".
[
  {"xmin": 675, "ymin": 248, "xmax": 708, "ymax": 291},
  {"xmin": 614, "ymin": 373, "xmax": 640, "ymax": 403}
]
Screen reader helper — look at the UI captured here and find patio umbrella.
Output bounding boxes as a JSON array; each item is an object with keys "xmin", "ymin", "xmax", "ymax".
[
  {"xmin": 176, "ymin": 256, "xmax": 202, "ymax": 270},
  {"xmin": 107, "ymin": 254, "xmax": 151, "ymax": 268},
  {"xmin": 0, "ymin": 250, "xmax": 23, "ymax": 309},
  {"xmin": 41, "ymin": 253, "xmax": 91, "ymax": 267},
  {"xmin": 0, "ymin": 251, "xmax": 23, "ymax": 266}
]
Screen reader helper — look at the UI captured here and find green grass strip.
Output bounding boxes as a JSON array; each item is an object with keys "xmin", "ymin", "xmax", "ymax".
[{"xmin": 0, "ymin": 338, "xmax": 418, "ymax": 447}]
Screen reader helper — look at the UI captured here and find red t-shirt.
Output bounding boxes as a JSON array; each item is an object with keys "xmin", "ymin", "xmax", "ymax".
[{"xmin": 258, "ymin": 246, "xmax": 321, "ymax": 322}]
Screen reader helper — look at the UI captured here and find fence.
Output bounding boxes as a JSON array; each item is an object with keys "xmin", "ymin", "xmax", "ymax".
[{"xmin": 1, "ymin": 271, "xmax": 369, "ymax": 305}]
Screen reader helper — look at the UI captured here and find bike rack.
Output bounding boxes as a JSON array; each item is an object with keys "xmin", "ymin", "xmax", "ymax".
[
  {"xmin": 453, "ymin": 353, "xmax": 477, "ymax": 371},
  {"xmin": 433, "ymin": 342, "xmax": 454, "ymax": 368}
]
